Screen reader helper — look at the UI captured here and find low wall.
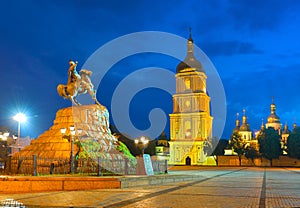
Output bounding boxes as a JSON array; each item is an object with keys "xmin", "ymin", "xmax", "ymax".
[
  {"xmin": 217, "ymin": 156, "xmax": 300, "ymax": 167},
  {"xmin": 0, "ymin": 176, "xmax": 120, "ymax": 194}
]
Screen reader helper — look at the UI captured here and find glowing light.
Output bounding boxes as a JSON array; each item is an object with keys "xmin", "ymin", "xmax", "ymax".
[
  {"xmin": 60, "ymin": 128, "xmax": 67, "ymax": 134},
  {"xmin": 13, "ymin": 113, "xmax": 27, "ymax": 123},
  {"xmin": 0, "ymin": 132, "xmax": 9, "ymax": 141},
  {"xmin": 69, "ymin": 125, "xmax": 75, "ymax": 131},
  {"xmin": 77, "ymin": 129, "xmax": 82, "ymax": 135}
]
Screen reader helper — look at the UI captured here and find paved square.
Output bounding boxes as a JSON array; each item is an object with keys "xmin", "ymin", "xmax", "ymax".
[{"xmin": 0, "ymin": 167, "xmax": 299, "ymax": 208}]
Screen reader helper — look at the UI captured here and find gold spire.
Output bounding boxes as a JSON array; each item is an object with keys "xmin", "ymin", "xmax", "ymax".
[
  {"xmin": 261, "ymin": 118, "xmax": 265, "ymax": 130},
  {"xmin": 240, "ymin": 109, "xmax": 250, "ymax": 131},
  {"xmin": 235, "ymin": 112, "xmax": 240, "ymax": 129},
  {"xmin": 187, "ymin": 27, "xmax": 194, "ymax": 53},
  {"xmin": 242, "ymin": 109, "xmax": 247, "ymax": 124},
  {"xmin": 188, "ymin": 27, "xmax": 193, "ymax": 42},
  {"xmin": 267, "ymin": 96, "xmax": 280, "ymax": 124},
  {"xmin": 176, "ymin": 28, "xmax": 204, "ymax": 73},
  {"xmin": 282, "ymin": 121, "xmax": 290, "ymax": 134},
  {"xmin": 271, "ymin": 96, "xmax": 276, "ymax": 114}
]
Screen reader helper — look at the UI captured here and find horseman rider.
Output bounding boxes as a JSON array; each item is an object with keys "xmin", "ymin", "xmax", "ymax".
[{"xmin": 67, "ymin": 60, "xmax": 81, "ymax": 84}]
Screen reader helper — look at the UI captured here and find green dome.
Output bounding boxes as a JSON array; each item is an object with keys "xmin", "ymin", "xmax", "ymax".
[
  {"xmin": 176, "ymin": 56, "xmax": 204, "ymax": 73},
  {"xmin": 176, "ymin": 35, "xmax": 205, "ymax": 73}
]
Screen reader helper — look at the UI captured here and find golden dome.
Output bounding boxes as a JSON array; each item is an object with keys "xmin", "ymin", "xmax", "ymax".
[
  {"xmin": 267, "ymin": 99, "xmax": 281, "ymax": 124},
  {"xmin": 267, "ymin": 113, "xmax": 280, "ymax": 123},
  {"xmin": 239, "ymin": 110, "xmax": 250, "ymax": 131}
]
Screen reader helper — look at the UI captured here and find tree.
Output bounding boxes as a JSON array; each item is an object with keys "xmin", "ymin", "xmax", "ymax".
[
  {"xmin": 245, "ymin": 146, "xmax": 259, "ymax": 165},
  {"xmin": 257, "ymin": 127, "xmax": 281, "ymax": 166},
  {"xmin": 287, "ymin": 127, "xmax": 300, "ymax": 159},
  {"xmin": 211, "ymin": 138, "xmax": 229, "ymax": 166},
  {"xmin": 113, "ymin": 133, "xmax": 137, "ymax": 156},
  {"xmin": 144, "ymin": 139, "xmax": 156, "ymax": 156},
  {"xmin": 228, "ymin": 131, "xmax": 247, "ymax": 166},
  {"xmin": 110, "ymin": 125, "xmax": 156, "ymax": 156}
]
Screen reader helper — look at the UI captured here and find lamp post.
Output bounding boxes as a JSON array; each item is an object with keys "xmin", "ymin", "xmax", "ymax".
[
  {"xmin": 134, "ymin": 136, "xmax": 149, "ymax": 156},
  {"xmin": 60, "ymin": 125, "xmax": 82, "ymax": 174},
  {"xmin": 13, "ymin": 113, "xmax": 26, "ymax": 139},
  {"xmin": 134, "ymin": 136, "xmax": 154, "ymax": 176},
  {"xmin": 0, "ymin": 132, "xmax": 10, "ymax": 165}
]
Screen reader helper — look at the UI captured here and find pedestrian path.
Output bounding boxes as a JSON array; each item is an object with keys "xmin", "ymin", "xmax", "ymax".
[{"xmin": 0, "ymin": 167, "xmax": 299, "ymax": 208}]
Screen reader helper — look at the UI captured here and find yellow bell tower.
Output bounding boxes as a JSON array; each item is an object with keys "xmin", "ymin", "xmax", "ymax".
[{"xmin": 168, "ymin": 31, "xmax": 213, "ymax": 165}]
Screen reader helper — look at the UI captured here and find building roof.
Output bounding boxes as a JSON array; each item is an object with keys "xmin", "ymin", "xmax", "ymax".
[
  {"xmin": 176, "ymin": 32, "xmax": 205, "ymax": 74},
  {"xmin": 267, "ymin": 102, "xmax": 281, "ymax": 124}
]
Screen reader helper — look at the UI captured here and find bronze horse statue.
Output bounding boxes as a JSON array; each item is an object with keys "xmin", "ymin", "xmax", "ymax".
[{"xmin": 57, "ymin": 60, "xmax": 101, "ymax": 106}]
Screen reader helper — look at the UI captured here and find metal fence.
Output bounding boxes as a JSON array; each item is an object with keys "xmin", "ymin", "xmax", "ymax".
[{"xmin": 4, "ymin": 155, "xmax": 167, "ymax": 176}]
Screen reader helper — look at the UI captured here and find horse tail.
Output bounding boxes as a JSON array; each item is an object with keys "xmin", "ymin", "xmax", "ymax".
[
  {"xmin": 57, "ymin": 84, "xmax": 68, "ymax": 98},
  {"xmin": 79, "ymin": 69, "xmax": 92, "ymax": 76}
]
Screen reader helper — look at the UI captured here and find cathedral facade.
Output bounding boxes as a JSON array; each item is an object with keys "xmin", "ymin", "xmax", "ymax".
[
  {"xmin": 168, "ymin": 33, "xmax": 213, "ymax": 165},
  {"xmin": 234, "ymin": 99, "xmax": 296, "ymax": 154}
]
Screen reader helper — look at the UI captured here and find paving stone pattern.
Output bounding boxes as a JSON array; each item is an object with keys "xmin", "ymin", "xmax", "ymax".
[{"xmin": 0, "ymin": 167, "xmax": 299, "ymax": 208}]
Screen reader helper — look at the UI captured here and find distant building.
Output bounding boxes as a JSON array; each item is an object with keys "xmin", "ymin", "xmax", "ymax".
[
  {"xmin": 238, "ymin": 110, "xmax": 253, "ymax": 142},
  {"xmin": 233, "ymin": 98, "xmax": 296, "ymax": 154},
  {"xmin": 8, "ymin": 136, "xmax": 31, "ymax": 156},
  {"xmin": 265, "ymin": 98, "xmax": 282, "ymax": 132},
  {"xmin": 168, "ymin": 31, "xmax": 213, "ymax": 165},
  {"xmin": 233, "ymin": 110, "xmax": 257, "ymax": 149},
  {"xmin": 155, "ymin": 132, "xmax": 169, "ymax": 160}
]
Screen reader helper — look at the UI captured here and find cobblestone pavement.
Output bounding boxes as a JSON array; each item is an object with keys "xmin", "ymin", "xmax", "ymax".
[{"xmin": 0, "ymin": 167, "xmax": 299, "ymax": 208}]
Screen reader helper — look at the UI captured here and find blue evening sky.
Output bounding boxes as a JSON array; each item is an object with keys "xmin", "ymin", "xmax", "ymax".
[{"xmin": 0, "ymin": 0, "xmax": 300, "ymax": 139}]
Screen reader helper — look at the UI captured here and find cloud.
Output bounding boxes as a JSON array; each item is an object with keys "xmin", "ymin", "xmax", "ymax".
[
  {"xmin": 222, "ymin": 62, "xmax": 300, "ymax": 138},
  {"xmin": 203, "ymin": 40, "xmax": 263, "ymax": 57},
  {"xmin": 228, "ymin": 0, "xmax": 300, "ymax": 32},
  {"xmin": 1, "ymin": 0, "xmax": 300, "ymax": 140}
]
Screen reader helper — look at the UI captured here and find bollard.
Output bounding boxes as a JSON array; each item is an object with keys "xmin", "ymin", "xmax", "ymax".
[
  {"xmin": 33, "ymin": 155, "xmax": 37, "ymax": 176},
  {"xmin": 164, "ymin": 159, "xmax": 168, "ymax": 174}
]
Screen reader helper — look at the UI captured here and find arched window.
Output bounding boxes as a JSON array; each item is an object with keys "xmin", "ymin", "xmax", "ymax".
[
  {"xmin": 185, "ymin": 120, "xmax": 191, "ymax": 138},
  {"xmin": 185, "ymin": 78, "xmax": 191, "ymax": 90}
]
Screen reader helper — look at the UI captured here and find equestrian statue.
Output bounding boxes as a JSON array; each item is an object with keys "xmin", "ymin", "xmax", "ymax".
[{"xmin": 57, "ymin": 60, "xmax": 101, "ymax": 106}]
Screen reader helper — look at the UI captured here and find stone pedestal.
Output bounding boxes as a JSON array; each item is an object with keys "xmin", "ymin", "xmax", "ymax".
[{"xmin": 10, "ymin": 104, "xmax": 135, "ymax": 174}]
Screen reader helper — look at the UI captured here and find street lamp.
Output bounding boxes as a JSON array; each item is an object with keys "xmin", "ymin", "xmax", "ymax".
[
  {"xmin": 60, "ymin": 125, "xmax": 82, "ymax": 174},
  {"xmin": 13, "ymin": 113, "xmax": 26, "ymax": 139},
  {"xmin": 0, "ymin": 132, "xmax": 10, "ymax": 162},
  {"xmin": 134, "ymin": 136, "xmax": 149, "ymax": 156},
  {"xmin": 0, "ymin": 132, "xmax": 9, "ymax": 141}
]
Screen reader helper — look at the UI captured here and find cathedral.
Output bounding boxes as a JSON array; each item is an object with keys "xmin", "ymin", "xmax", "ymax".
[
  {"xmin": 168, "ymin": 32, "xmax": 213, "ymax": 165},
  {"xmin": 234, "ymin": 98, "xmax": 296, "ymax": 154}
]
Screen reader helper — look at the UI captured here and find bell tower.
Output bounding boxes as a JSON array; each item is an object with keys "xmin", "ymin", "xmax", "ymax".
[{"xmin": 168, "ymin": 30, "xmax": 213, "ymax": 165}]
